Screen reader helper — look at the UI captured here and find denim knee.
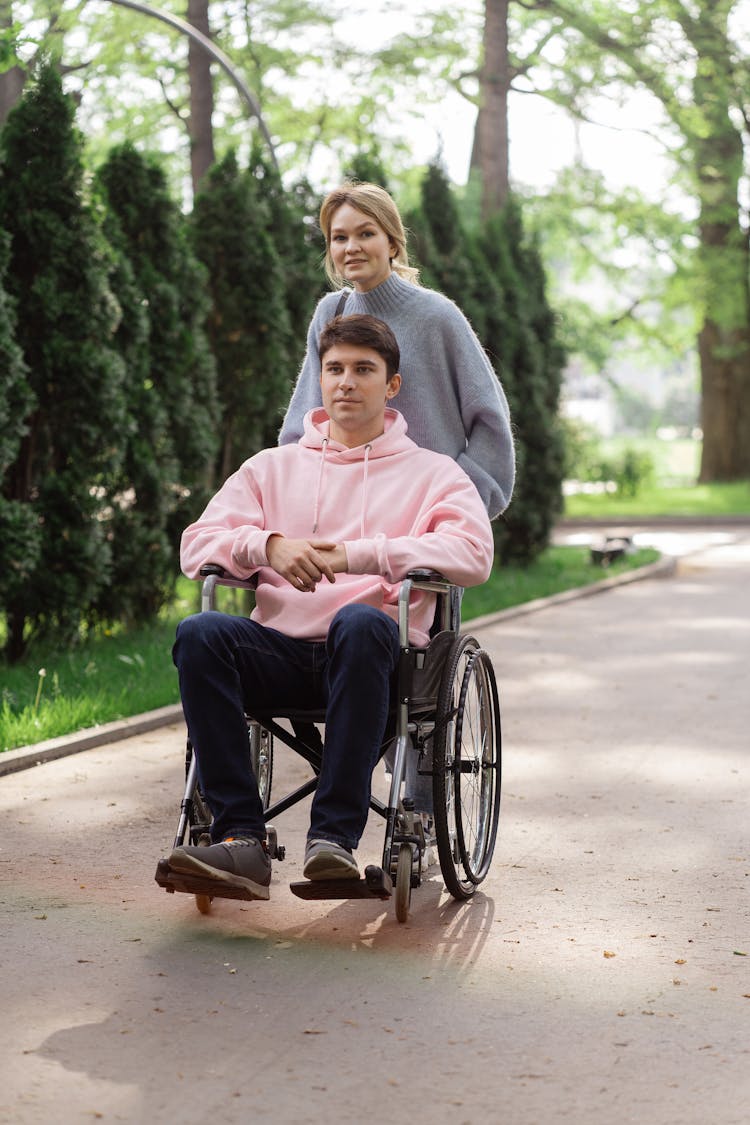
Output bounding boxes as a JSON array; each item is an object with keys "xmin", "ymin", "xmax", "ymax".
[
  {"xmin": 328, "ymin": 603, "xmax": 397, "ymax": 642},
  {"xmin": 327, "ymin": 604, "xmax": 399, "ymax": 664},
  {"xmin": 172, "ymin": 612, "xmax": 232, "ymax": 673}
]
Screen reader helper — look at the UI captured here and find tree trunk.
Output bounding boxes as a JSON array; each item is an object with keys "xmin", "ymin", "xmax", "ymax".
[
  {"xmin": 187, "ymin": 0, "xmax": 215, "ymax": 194},
  {"xmin": 472, "ymin": 0, "xmax": 511, "ymax": 219},
  {"xmin": 690, "ymin": 9, "xmax": 750, "ymax": 481},
  {"xmin": 0, "ymin": 2, "xmax": 26, "ymax": 124}
]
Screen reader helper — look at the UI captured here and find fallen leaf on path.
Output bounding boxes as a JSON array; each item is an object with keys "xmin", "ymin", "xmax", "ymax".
[
  {"xmin": 603, "ymin": 951, "xmax": 616, "ymax": 958},
  {"xmin": 675, "ymin": 959, "xmax": 686, "ymax": 965}
]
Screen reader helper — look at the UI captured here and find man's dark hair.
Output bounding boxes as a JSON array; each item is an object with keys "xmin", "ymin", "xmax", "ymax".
[{"xmin": 318, "ymin": 314, "xmax": 401, "ymax": 379}]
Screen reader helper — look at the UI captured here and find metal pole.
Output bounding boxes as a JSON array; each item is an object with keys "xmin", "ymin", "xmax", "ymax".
[{"xmin": 106, "ymin": 0, "xmax": 278, "ymax": 170}]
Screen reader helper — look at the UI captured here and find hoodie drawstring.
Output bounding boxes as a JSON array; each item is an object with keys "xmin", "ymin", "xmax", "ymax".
[
  {"xmin": 311, "ymin": 438, "xmax": 372, "ymax": 539},
  {"xmin": 311, "ymin": 438, "xmax": 329, "ymax": 534},
  {"xmin": 360, "ymin": 444, "xmax": 372, "ymax": 538}
]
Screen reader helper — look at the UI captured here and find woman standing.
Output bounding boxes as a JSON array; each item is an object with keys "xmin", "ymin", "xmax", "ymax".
[{"xmin": 278, "ymin": 181, "xmax": 515, "ymax": 518}]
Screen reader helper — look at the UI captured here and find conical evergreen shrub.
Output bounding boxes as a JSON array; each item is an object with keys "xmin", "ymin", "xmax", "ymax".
[
  {"xmin": 0, "ymin": 65, "xmax": 127, "ymax": 660},
  {"xmin": 96, "ymin": 142, "xmax": 219, "ymax": 544},
  {"xmin": 191, "ymin": 149, "xmax": 295, "ymax": 478}
]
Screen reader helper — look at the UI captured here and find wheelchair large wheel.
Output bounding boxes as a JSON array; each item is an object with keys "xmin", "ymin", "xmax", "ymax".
[
  {"xmin": 248, "ymin": 721, "xmax": 273, "ymax": 809},
  {"xmin": 432, "ymin": 635, "xmax": 501, "ymax": 900},
  {"xmin": 185, "ymin": 742, "xmax": 213, "ymax": 846}
]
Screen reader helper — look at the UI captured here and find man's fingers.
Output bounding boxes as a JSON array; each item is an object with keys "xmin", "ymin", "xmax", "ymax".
[
  {"xmin": 267, "ymin": 538, "xmax": 338, "ymax": 588},
  {"xmin": 309, "ymin": 541, "xmax": 337, "ymax": 583}
]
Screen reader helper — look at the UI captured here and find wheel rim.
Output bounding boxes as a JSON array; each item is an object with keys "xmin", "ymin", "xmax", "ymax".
[
  {"xmin": 249, "ymin": 723, "xmax": 273, "ymax": 809},
  {"xmin": 433, "ymin": 637, "xmax": 501, "ymax": 898},
  {"xmin": 453, "ymin": 649, "xmax": 500, "ymax": 884}
]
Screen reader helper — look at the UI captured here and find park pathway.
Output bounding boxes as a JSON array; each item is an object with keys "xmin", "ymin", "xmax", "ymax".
[{"xmin": 1, "ymin": 527, "xmax": 748, "ymax": 1124}]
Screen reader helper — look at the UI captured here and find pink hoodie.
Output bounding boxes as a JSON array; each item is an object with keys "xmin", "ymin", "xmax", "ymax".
[{"xmin": 180, "ymin": 408, "xmax": 494, "ymax": 646}]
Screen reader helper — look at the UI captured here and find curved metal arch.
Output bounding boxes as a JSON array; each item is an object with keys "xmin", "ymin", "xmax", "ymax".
[{"xmin": 106, "ymin": 0, "xmax": 278, "ymax": 169}]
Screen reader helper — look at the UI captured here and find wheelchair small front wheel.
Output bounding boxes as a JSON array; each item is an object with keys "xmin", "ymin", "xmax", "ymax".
[
  {"xmin": 394, "ymin": 843, "xmax": 413, "ymax": 923},
  {"xmin": 433, "ymin": 636, "xmax": 501, "ymax": 900},
  {"xmin": 195, "ymin": 834, "xmax": 213, "ymax": 915}
]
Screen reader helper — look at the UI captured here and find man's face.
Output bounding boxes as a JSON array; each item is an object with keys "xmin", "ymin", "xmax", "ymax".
[{"xmin": 320, "ymin": 343, "xmax": 401, "ymax": 448}]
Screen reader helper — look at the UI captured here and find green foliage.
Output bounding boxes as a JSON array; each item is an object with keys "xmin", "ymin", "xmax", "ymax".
[
  {"xmin": 96, "ymin": 142, "xmax": 220, "ymax": 542},
  {"xmin": 243, "ymin": 145, "xmax": 324, "ymax": 373},
  {"xmin": 343, "ymin": 149, "xmax": 391, "ymax": 189},
  {"xmin": 190, "ymin": 148, "xmax": 296, "ymax": 477},
  {"xmin": 0, "ymin": 226, "xmax": 36, "ymax": 605},
  {"xmin": 485, "ymin": 201, "xmax": 566, "ymax": 563},
  {"xmin": 0, "ymin": 64, "xmax": 127, "ymax": 661},
  {"xmin": 563, "ymin": 418, "xmax": 655, "ymax": 497},
  {"xmin": 91, "ymin": 172, "xmax": 177, "ymax": 625}
]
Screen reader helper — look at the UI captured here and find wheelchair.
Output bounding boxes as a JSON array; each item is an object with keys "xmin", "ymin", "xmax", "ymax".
[{"xmin": 155, "ymin": 565, "xmax": 502, "ymax": 923}]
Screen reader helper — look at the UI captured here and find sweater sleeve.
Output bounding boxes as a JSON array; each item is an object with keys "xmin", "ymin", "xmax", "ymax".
[
  {"xmin": 278, "ymin": 293, "xmax": 339, "ymax": 445},
  {"xmin": 441, "ymin": 306, "xmax": 515, "ymax": 519},
  {"xmin": 179, "ymin": 460, "xmax": 275, "ymax": 580},
  {"xmin": 343, "ymin": 464, "xmax": 494, "ymax": 588}
]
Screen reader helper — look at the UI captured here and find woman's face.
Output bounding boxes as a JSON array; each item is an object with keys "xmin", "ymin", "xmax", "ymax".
[{"xmin": 328, "ymin": 203, "xmax": 396, "ymax": 292}]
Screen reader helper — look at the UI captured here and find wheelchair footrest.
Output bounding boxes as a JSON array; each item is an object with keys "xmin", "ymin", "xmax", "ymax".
[
  {"xmin": 289, "ymin": 865, "xmax": 393, "ymax": 901},
  {"xmin": 154, "ymin": 858, "xmax": 266, "ymax": 902}
]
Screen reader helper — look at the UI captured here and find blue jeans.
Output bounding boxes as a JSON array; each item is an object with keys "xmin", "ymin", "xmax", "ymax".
[{"xmin": 172, "ymin": 604, "xmax": 400, "ymax": 850}]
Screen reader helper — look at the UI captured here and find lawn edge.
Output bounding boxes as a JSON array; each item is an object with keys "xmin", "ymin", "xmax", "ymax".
[{"xmin": 0, "ymin": 703, "xmax": 184, "ymax": 778}]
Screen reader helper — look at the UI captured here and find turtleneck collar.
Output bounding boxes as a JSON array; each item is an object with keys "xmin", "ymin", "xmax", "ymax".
[{"xmin": 344, "ymin": 271, "xmax": 418, "ymax": 317}]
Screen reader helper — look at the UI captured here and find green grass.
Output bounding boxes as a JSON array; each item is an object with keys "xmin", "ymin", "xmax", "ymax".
[
  {"xmin": 565, "ymin": 435, "xmax": 750, "ymax": 519},
  {"xmin": 564, "ymin": 479, "xmax": 750, "ymax": 520},
  {"xmin": 461, "ymin": 545, "xmax": 659, "ymax": 619},
  {"xmin": 0, "ymin": 579, "xmax": 198, "ymax": 753},
  {"xmin": 1, "ymin": 547, "xmax": 659, "ymax": 753}
]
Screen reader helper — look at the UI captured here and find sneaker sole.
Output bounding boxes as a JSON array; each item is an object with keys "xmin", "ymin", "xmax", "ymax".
[
  {"xmin": 167, "ymin": 850, "xmax": 270, "ymax": 900},
  {"xmin": 303, "ymin": 855, "xmax": 360, "ymax": 882}
]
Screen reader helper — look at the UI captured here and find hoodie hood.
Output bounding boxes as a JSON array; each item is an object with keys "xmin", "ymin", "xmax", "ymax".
[
  {"xmin": 301, "ymin": 407, "xmax": 415, "ymax": 536},
  {"xmin": 301, "ymin": 406, "xmax": 411, "ymax": 459}
]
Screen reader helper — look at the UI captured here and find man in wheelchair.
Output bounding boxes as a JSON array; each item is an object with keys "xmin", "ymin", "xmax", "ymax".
[{"xmin": 164, "ymin": 314, "xmax": 494, "ymax": 900}]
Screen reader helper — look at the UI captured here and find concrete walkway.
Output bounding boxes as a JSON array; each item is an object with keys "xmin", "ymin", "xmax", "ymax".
[{"xmin": 1, "ymin": 527, "xmax": 748, "ymax": 1124}]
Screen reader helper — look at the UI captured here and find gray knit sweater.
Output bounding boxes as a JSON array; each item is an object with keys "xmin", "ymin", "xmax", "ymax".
[{"xmin": 278, "ymin": 272, "xmax": 515, "ymax": 518}]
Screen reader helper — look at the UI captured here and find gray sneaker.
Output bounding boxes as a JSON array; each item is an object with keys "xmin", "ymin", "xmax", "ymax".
[
  {"xmin": 303, "ymin": 839, "xmax": 360, "ymax": 881},
  {"xmin": 168, "ymin": 836, "xmax": 271, "ymax": 899}
]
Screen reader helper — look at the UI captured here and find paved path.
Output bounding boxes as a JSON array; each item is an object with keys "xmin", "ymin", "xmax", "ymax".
[{"xmin": 1, "ymin": 528, "xmax": 749, "ymax": 1124}]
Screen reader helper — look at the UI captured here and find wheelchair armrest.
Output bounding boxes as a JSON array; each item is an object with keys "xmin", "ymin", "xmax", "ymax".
[
  {"xmin": 398, "ymin": 570, "xmax": 461, "ymax": 645},
  {"xmin": 405, "ymin": 568, "xmax": 450, "ymax": 586},
  {"xmin": 199, "ymin": 564, "xmax": 227, "ymax": 578},
  {"xmin": 199, "ymin": 564, "xmax": 257, "ymax": 612}
]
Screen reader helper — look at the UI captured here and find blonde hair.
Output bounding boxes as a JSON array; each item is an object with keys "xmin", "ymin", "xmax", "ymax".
[{"xmin": 319, "ymin": 181, "xmax": 420, "ymax": 288}]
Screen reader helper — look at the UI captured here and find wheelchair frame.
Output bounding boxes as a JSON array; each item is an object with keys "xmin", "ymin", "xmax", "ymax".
[{"xmin": 156, "ymin": 566, "xmax": 502, "ymax": 923}]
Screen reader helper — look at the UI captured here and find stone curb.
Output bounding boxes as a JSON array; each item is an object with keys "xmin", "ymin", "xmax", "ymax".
[
  {"xmin": 0, "ymin": 703, "xmax": 184, "ymax": 778},
  {"xmin": 0, "ymin": 555, "xmax": 676, "ymax": 778}
]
